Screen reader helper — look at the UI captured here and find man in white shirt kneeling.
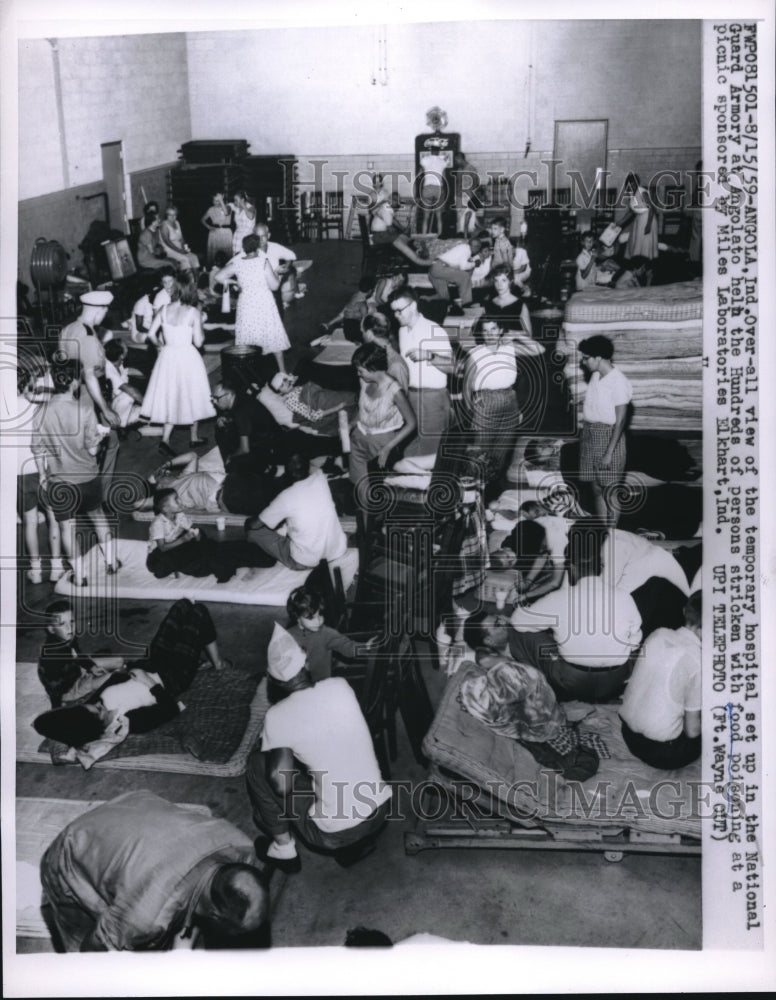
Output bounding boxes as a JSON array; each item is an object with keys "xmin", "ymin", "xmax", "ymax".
[{"xmin": 246, "ymin": 624, "xmax": 392, "ymax": 873}]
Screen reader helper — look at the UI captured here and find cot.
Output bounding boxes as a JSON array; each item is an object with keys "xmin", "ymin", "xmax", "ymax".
[
  {"xmin": 406, "ymin": 661, "xmax": 702, "ymax": 861},
  {"xmin": 53, "ymin": 538, "xmax": 358, "ymax": 607}
]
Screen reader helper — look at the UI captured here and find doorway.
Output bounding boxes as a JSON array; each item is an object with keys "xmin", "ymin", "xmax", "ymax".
[
  {"xmin": 553, "ymin": 119, "xmax": 608, "ymax": 210},
  {"xmin": 101, "ymin": 140, "xmax": 128, "ymax": 233}
]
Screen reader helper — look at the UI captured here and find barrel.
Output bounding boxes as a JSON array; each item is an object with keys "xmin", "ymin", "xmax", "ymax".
[
  {"xmin": 30, "ymin": 238, "xmax": 69, "ymax": 289},
  {"xmin": 220, "ymin": 344, "xmax": 265, "ymax": 390}
]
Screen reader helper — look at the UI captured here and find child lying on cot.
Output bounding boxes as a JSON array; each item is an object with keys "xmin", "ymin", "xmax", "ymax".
[{"xmin": 34, "ymin": 598, "xmax": 229, "ymax": 766}]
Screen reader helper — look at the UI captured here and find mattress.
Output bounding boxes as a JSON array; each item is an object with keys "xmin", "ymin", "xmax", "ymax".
[
  {"xmin": 564, "ymin": 280, "xmax": 702, "ymax": 324},
  {"xmin": 53, "ymin": 538, "xmax": 358, "ymax": 607},
  {"xmin": 423, "ymin": 661, "xmax": 701, "ymax": 839}
]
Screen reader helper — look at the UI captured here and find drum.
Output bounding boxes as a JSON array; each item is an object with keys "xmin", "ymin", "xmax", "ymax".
[
  {"xmin": 220, "ymin": 344, "xmax": 264, "ymax": 390},
  {"xmin": 30, "ymin": 238, "xmax": 68, "ymax": 289}
]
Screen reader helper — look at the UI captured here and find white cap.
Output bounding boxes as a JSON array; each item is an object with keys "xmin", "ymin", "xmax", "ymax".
[
  {"xmin": 80, "ymin": 291, "xmax": 113, "ymax": 307},
  {"xmin": 266, "ymin": 623, "xmax": 307, "ymax": 682}
]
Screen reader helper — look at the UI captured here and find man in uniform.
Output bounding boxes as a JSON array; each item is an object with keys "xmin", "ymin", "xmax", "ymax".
[{"xmin": 58, "ymin": 290, "xmax": 120, "ymax": 504}]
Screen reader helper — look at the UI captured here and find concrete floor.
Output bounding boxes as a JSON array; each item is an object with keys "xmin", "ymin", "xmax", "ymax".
[{"xmin": 14, "ymin": 238, "xmax": 701, "ymax": 955}]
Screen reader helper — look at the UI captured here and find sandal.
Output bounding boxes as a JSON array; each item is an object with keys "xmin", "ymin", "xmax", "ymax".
[
  {"xmin": 105, "ymin": 560, "xmax": 123, "ymax": 575},
  {"xmin": 67, "ymin": 571, "xmax": 88, "ymax": 588}
]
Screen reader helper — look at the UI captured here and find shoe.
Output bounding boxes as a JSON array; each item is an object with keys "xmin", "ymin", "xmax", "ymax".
[
  {"xmin": 189, "ymin": 437, "xmax": 207, "ymax": 448},
  {"xmin": 49, "ymin": 560, "xmax": 66, "ymax": 583},
  {"xmin": 105, "ymin": 560, "xmax": 123, "ymax": 575},
  {"xmin": 254, "ymin": 837, "xmax": 302, "ymax": 874},
  {"xmin": 26, "ymin": 567, "xmax": 43, "ymax": 585},
  {"xmin": 66, "ymin": 571, "xmax": 88, "ymax": 588},
  {"xmin": 180, "ymin": 734, "xmax": 204, "ymax": 760},
  {"xmin": 333, "ymin": 838, "xmax": 377, "ymax": 869},
  {"xmin": 447, "ymin": 305, "xmax": 465, "ymax": 317},
  {"xmin": 158, "ymin": 441, "xmax": 177, "ymax": 458}
]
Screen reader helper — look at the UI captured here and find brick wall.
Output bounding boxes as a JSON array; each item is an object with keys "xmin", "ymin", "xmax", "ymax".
[{"xmin": 19, "ymin": 33, "xmax": 191, "ymax": 201}]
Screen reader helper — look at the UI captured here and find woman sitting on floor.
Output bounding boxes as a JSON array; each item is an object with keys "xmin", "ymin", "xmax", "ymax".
[{"xmin": 34, "ymin": 598, "xmax": 229, "ymax": 765}]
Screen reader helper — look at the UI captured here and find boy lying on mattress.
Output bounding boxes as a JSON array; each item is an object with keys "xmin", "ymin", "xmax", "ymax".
[{"xmin": 34, "ymin": 597, "xmax": 228, "ymax": 767}]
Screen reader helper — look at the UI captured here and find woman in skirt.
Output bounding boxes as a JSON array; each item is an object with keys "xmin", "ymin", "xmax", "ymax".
[{"xmin": 578, "ymin": 334, "xmax": 633, "ymax": 525}]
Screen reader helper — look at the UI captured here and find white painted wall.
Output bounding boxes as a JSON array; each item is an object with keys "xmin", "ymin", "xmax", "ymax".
[
  {"xmin": 186, "ymin": 19, "xmax": 701, "ymax": 155},
  {"xmin": 19, "ymin": 33, "xmax": 191, "ymax": 200}
]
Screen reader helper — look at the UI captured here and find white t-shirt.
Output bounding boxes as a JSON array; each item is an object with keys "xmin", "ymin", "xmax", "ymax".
[
  {"xmin": 259, "ymin": 470, "xmax": 347, "ymax": 567},
  {"xmin": 466, "ymin": 344, "xmax": 517, "ymax": 391},
  {"xmin": 582, "ymin": 367, "xmax": 633, "ymax": 425},
  {"xmin": 398, "ymin": 316, "xmax": 452, "ymax": 391},
  {"xmin": 510, "ymin": 575, "xmax": 642, "ymax": 666},
  {"xmin": 576, "ymin": 250, "xmax": 598, "ymax": 290},
  {"xmin": 152, "ymin": 289, "xmax": 171, "ymax": 312},
  {"xmin": 261, "ymin": 677, "xmax": 392, "ymax": 832},
  {"xmin": 265, "ymin": 241, "xmax": 297, "ymax": 271},
  {"xmin": 535, "ymin": 514, "xmax": 571, "ymax": 566},
  {"xmin": 130, "ymin": 294, "xmax": 154, "ymax": 336},
  {"xmin": 12, "ymin": 391, "xmax": 39, "ymax": 475},
  {"xmin": 148, "ymin": 511, "xmax": 192, "ymax": 552},
  {"xmin": 601, "ymin": 529, "xmax": 691, "ymax": 596},
  {"xmin": 420, "ymin": 153, "xmax": 448, "ymax": 189},
  {"xmin": 100, "ymin": 673, "xmax": 160, "ymax": 716},
  {"xmin": 620, "ymin": 627, "xmax": 701, "ymax": 741},
  {"xmin": 437, "ymin": 243, "xmax": 474, "ymax": 270},
  {"xmin": 512, "ymin": 247, "xmax": 531, "ymax": 286}
]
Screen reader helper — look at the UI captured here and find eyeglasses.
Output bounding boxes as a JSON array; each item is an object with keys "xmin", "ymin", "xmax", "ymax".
[
  {"xmin": 391, "ymin": 302, "xmax": 412, "ymax": 315},
  {"xmin": 211, "ymin": 392, "xmax": 230, "ymax": 401}
]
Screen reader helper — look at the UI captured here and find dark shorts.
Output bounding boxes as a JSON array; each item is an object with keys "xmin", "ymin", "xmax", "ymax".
[
  {"xmin": 371, "ymin": 226, "xmax": 402, "ymax": 245},
  {"xmin": 18, "ymin": 472, "xmax": 40, "ymax": 514},
  {"xmin": 43, "ymin": 477, "xmax": 103, "ymax": 522}
]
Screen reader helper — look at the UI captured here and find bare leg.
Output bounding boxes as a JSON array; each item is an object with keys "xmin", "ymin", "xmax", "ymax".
[
  {"xmin": 45, "ymin": 509, "xmax": 65, "ymax": 580},
  {"xmin": 204, "ymin": 638, "xmax": 227, "ymax": 670},
  {"xmin": 91, "ymin": 510, "xmax": 117, "ymax": 570},
  {"xmin": 190, "ymin": 421, "xmax": 199, "ymax": 442},
  {"xmin": 59, "ymin": 519, "xmax": 85, "ymax": 583},
  {"xmin": 590, "ymin": 483, "xmax": 612, "ymax": 526},
  {"xmin": 22, "ymin": 507, "xmax": 41, "ymax": 566},
  {"xmin": 432, "ymin": 208, "xmax": 444, "ymax": 235},
  {"xmin": 162, "ymin": 422, "xmax": 174, "ymax": 445},
  {"xmin": 273, "ymin": 351, "xmax": 286, "ymax": 374}
]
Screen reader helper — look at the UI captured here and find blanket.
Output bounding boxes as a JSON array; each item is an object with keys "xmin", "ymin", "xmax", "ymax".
[{"xmin": 17, "ymin": 662, "xmax": 269, "ymax": 776}]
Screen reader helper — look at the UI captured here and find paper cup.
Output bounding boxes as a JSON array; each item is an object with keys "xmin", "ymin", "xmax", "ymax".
[{"xmin": 216, "ymin": 516, "xmax": 226, "ymax": 532}]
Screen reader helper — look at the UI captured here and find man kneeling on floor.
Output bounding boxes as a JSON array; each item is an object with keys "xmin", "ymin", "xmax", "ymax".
[
  {"xmin": 618, "ymin": 590, "xmax": 702, "ymax": 770},
  {"xmin": 246, "ymin": 623, "xmax": 392, "ymax": 873},
  {"xmin": 41, "ymin": 789, "xmax": 270, "ymax": 951}
]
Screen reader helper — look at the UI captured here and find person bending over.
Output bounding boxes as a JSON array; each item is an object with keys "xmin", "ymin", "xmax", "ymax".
[
  {"xmin": 41, "ymin": 789, "xmax": 269, "ymax": 951},
  {"xmin": 246, "ymin": 623, "xmax": 392, "ymax": 873},
  {"xmin": 619, "ymin": 591, "xmax": 701, "ymax": 769}
]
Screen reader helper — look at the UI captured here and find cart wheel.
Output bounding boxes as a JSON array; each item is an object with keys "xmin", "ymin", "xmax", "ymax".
[
  {"xmin": 404, "ymin": 833, "xmax": 425, "ymax": 856},
  {"xmin": 604, "ymin": 850, "xmax": 624, "ymax": 863}
]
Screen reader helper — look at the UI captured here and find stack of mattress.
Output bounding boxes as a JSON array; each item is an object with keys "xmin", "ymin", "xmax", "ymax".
[{"xmin": 558, "ymin": 280, "xmax": 703, "ymax": 432}]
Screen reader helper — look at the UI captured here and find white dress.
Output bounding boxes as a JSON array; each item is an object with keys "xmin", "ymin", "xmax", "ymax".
[
  {"xmin": 232, "ymin": 207, "xmax": 255, "ymax": 254},
  {"xmin": 233, "ymin": 255, "xmax": 291, "ymax": 354},
  {"xmin": 140, "ymin": 306, "xmax": 216, "ymax": 426}
]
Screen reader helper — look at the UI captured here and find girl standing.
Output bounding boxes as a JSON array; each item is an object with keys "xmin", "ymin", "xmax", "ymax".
[
  {"xmin": 229, "ymin": 191, "xmax": 257, "ymax": 255},
  {"xmin": 200, "ymin": 192, "xmax": 233, "ymax": 266},
  {"xmin": 140, "ymin": 279, "xmax": 215, "ymax": 456}
]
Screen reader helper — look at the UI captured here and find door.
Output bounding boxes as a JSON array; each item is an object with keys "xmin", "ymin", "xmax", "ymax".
[{"xmin": 101, "ymin": 141, "xmax": 128, "ymax": 233}]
